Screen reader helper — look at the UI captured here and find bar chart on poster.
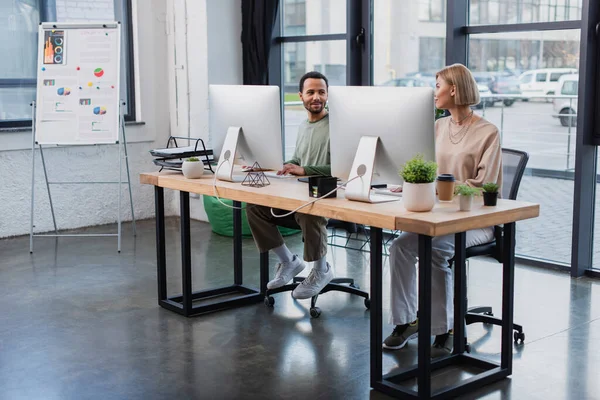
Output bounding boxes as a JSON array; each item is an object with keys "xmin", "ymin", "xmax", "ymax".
[{"xmin": 35, "ymin": 22, "xmax": 121, "ymax": 144}]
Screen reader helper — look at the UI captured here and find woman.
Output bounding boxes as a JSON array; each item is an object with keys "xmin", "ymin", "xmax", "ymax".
[{"xmin": 383, "ymin": 64, "xmax": 502, "ymax": 357}]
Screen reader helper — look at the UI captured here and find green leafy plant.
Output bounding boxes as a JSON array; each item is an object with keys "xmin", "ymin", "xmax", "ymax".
[
  {"xmin": 455, "ymin": 184, "xmax": 482, "ymax": 196},
  {"xmin": 435, "ymin": 108, "xmax": 445, "ymax": 120},
  {"xmin": 398, "ymin": 154, "xmax": 437, "ymax": 184},
  {"xmin": 186, "ymin": 157, "xmax": 200, "ymax": 162},
  {"xmin": 482, "ymin": 182, "xmax": 499, "ymax": 193}
]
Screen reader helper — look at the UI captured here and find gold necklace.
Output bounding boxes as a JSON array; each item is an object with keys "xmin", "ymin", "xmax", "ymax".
[
  {"xmin": 450, "ymin": 110, "xmax": 474, "ymax": 125},
  {"xmin": 448, "ymin": 117, "xmax": 473, "ymax": 145}
]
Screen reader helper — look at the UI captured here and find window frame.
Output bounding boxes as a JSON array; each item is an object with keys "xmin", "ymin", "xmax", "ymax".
[
  {"xmin": 269, "ymin": 0, "xmax": 369, "ymax": 157},
  {"xmin": 447, "ymin": 0, "xmax": 598, "ymax": 277},
  {"xmin": 0, "ymin": 0, "xmax": 136, "ymax": 128}
]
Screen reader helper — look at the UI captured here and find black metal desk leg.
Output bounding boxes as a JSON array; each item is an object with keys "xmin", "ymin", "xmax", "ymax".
[
  {"xmin": 233, "ymin": 201, "xmax": 243, "ymax": 286},
  {"xmin": 501, "ymin": 222, "xmax": 516, "ymax": 373},
  {"xmin": 454, "ymin": 231, "xmax": 467, "ymax": 354},
  {"xmin": 417, "ymin": 234, "xmax": 433, "ymax": 398},
  {"xmin": 155, "ymin": 187, "xmax": 167, "ymax": 302},
  {"xmin": 370, "ymin": 227, "xmax": 383, "ymax": 387},
  {"xmin": 180, "ymin": 191, "xmax": 192, "ymax": 316},
  {"xmin": 260, "ymin": 252, "xmax": 269, "ymax": 294}
]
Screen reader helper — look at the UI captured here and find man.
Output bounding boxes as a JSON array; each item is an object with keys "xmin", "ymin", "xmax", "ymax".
[{"xmin": 246, "ymin": 71, "xmax": 333, "ymax": 300}]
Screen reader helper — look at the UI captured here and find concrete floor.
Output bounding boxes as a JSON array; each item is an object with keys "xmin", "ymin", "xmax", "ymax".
[{"xmin": 1, "ymin": 218, "xmax": 599, "ymax": 400}]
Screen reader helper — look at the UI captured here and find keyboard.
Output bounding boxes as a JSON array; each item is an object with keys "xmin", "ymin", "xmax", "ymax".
[
  {"xmin": 371, "ymin": 188, "xmax": 402, "ymax": 197},
  {"xmin": 262, "ymin": 171, "xmax": 296, "ymax": 179},
  {"xmin": 368, "ymin": 193, "xmax": 402, "ymax": 203}
]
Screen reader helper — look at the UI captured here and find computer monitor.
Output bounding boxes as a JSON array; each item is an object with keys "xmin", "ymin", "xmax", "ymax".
[
  {"xmin": 209, "ymin": 85, "xmax": 283, "ymax": 181},
  {"xmin": 328, "ymin": 86, "xmax": 435, "ymax": 202}
]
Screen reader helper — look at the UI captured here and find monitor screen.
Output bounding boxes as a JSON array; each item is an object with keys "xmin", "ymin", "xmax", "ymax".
[
  {"xmin": 329, "ymin": 86, "xmax": 435, "ymax": 185},
  {"xmin": 209, "ymin": 85, "xmax": 283, "ymax": 171}
]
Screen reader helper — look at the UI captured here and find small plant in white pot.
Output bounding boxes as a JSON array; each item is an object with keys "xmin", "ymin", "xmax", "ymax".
[
  {"xmin": 399, "ymin": 154, "xmax": 437, "ymax": 212},
  {"xmin": 182, "ymin": 157, "xmax": 204, "ymax": 179},
  {"xmin": 455, "ymin": 184, "xmax": 481, "ymax": 211}
]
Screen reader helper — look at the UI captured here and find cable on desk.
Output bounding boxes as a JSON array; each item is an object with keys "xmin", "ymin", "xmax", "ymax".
[{"xmin": 270, "ymin": 174, "xmax": 362, "ymax": 218}]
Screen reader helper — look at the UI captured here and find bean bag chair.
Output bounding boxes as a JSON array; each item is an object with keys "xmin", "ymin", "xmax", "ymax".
[{"xmin": 203, "ymin": 196, "xmax": 300, "ymax": 237}]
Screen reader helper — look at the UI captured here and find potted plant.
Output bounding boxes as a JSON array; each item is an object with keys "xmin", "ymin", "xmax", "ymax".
[
  {"xmin": 399, "ymin": 154, "xmax": 437, "ymax": 212},
  {"xmin": 182, "ymin": 157, "xmax": 204, "ymax": 179},
  {"xmin": 455, "ymin": 184, "xmax": 481, "ymax": 211},
  {"xmin": 482, "ymin": 182, "xmax": 499, "ymax": 206}
]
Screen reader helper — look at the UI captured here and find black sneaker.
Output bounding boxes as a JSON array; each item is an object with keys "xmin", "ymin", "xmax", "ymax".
[
  {"xmin": 431, "ymin": 332, "xmax": 453, "ymax": 358},
  {"xmin": 382, "ymin": 321, "xmax": 418, "ymax": 350}
]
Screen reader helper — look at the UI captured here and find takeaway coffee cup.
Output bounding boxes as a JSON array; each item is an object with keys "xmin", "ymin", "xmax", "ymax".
[{"xmin": 437, "ymin": 174, "xmax": 455, "ymax": 201}]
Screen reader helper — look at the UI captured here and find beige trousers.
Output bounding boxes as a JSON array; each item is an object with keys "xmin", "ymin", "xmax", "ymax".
[{"xmin": 246, "ymin": 204, "xmax": 328, "ymax": 262}]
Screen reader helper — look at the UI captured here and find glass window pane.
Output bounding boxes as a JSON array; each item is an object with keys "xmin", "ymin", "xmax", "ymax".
[
  {"xmin": 282, "ymin": 0, "xmax": 346, "ymax": 36},
  {"xmin": 419, "ymin": 0, "xmax": 446, "ymax": 22},
  {"xmin": 536, "ymin": 72, "xmax": 547, "ymax": 82},
  {"xmin": 470, "ymin": 0, "xmax": 582, "ymax": 25},
  {"xmin": 283, "ymin": 40, "xmax": 346, "ymax": 160},
  {"xmin": 0, "ymin": 0, "xmax": 40, "ymax": 123},
  {"xmin": 373, "ymin": 1, "xmax": 445, "ymax": 86},
  {"xmin": 0, "ymin": 0, "xmax": 133, "ymax": 124},
  {"xmin": 468, "ymin": 30, "xmax": 580, "ymax": 264}
]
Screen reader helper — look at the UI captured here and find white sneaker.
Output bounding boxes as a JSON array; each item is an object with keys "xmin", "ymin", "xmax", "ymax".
[
  {"xmin": 292, "ymin": 263, "xmax": 334, "ymax": 299},
  {"xmin": 267, "ymin": 255, "xmax": 306, "ymax": 290}
]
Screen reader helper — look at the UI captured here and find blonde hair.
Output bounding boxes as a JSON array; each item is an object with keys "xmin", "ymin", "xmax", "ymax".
[{"xmin": 436, "ymin": 64, "xmax": 480, "ymax": 106}]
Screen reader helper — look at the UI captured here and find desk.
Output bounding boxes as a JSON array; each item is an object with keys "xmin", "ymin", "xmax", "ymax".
[{"xmin": 140, "ymin": 171, "xmax": 539, "ymax": 399}]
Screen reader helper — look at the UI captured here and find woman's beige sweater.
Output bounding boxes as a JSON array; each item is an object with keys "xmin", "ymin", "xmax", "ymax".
[{"xmin": 435, "ymin": 116, "xmax": 502, "ymax": 193}]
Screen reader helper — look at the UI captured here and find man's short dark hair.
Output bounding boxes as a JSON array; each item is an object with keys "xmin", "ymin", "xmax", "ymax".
[{"xmin": 299, "ymin": 71, "xmax": 329, "ymax": 92}]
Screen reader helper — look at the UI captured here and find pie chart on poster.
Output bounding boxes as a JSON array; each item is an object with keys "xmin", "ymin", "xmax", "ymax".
[
  {"xmin": 94, "ymin": 68, "xmax": 104, "ymax": 78},
  {"xmin": 93, "ymin": 106, "xmax": 107, "ymax": 115}
]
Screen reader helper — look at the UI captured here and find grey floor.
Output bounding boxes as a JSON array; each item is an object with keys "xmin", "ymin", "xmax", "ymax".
[{"xmin": 1, "ymin": 218, "xmax": 599, "ymax": 400}]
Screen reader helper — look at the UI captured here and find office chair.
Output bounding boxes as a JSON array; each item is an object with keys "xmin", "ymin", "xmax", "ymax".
[{"xmin": 451, "ymin": 148, "xmax": 529, "ymax": 344}]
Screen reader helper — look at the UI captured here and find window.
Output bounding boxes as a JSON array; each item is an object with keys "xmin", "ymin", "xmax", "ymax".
[
  {"xmin": 550, "ymin": 72, "xmax": 566, "ymax": 81},
  {"xmin": 0, "ymin": 0, "xmax": 136, "ymax": 128},
  {"xmin": 419, "ymin": 38, "xmax": 445, "ymax": 73},
  {"xmin": 561, "ymin": 79, "xmax": 578, "ymax": 95},
  {"xmin": 373, "ymin": 2, "xmax": 445, "ymax": 86},
  {"xmin": 520, "ymin": 73, "xmax": 533, "ymax": 84},
  {"xmin": 470, "ymin": 0, "xmax": 582, "ymax": 25},
  {"xmin": 277, "ymin": 0, "xmax": 347, "ymax": 160},
  {"xmin": 418, "ymin": 0, "xmax": 445, "ymax": 22},
  {"xmin": 282, "ymin": 0, "xmax": 345, "ymax": 36},
  {"xmin": 468, "ymin": 29, "xmax": 581, "ymax": 265}
]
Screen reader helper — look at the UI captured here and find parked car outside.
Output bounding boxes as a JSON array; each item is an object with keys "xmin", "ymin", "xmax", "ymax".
[
  {"xmin": 471, "ymin": 72, "xmax": 521, "ymax": 106},
  {"xmin": 379, "ymin": 77, "xmax": 435, "ymax": 88},
  {"xmin": 474, "ymin": 84, "xmax": 494, "ymax": 109},
  {"xmin": 519, "ymin": 68, "xmax": 578, "ymax": 99},
  {"xmin": 552, "ymin": 74, "xmax": 578, "ymax": 127}
]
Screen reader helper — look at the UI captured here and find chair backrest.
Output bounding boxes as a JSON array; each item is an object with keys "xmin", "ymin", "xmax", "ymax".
[{"xmin": 501, "ymin": 148, "xmax": 529, "ymax": 201}]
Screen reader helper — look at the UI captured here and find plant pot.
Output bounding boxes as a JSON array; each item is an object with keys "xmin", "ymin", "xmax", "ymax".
[
  {"xmin": 402, "ymin": 182, "xmax": 435, "ymax": 212},
  {"xmin": 182, "ymin": 161, "xmax": 204, "ymax": 179},
  {"xmin": 458, "ymin": 194, "xmax": 473, "ymax": 211},
  {"xmin": 483, "ymin": 191, "xmax": 498, "ymax": 206}
]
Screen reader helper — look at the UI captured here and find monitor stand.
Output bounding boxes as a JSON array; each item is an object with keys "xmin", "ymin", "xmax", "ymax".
[
  {"xmin": 345, "ymin": 135, "xmax": 400, "ymax": 204},
  {"xmin": 216, "ymin": 126, "xmax": 242, "ymax": 182}
]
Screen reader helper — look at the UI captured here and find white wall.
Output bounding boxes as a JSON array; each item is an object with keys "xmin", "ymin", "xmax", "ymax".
[
  {"xmin": 166, "ymin": 0, "xmax": 242, "ymax": 222},
  {"xmin": 0, "ymin": 0, "xmax": 172, "ymax": 238}
]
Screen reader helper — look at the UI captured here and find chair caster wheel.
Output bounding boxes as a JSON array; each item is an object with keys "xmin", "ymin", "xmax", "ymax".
[
  {"xmin": 514, "ymin": 331, "xmax": 525, "ymax": 343},
  {"xmin": 350, "ymin": 283, "xmax": 360, "ymax": 289},
  {"xmin": 310, "ymin": 307, "xmax": 321, "ymax": 318},
  {"xmin": 264, "ymin": 296, "xmax": 275, "ymax": 307},
  {"xmin": 364, "ymin": 298, "xmax": 371, "ymax": 309}
]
